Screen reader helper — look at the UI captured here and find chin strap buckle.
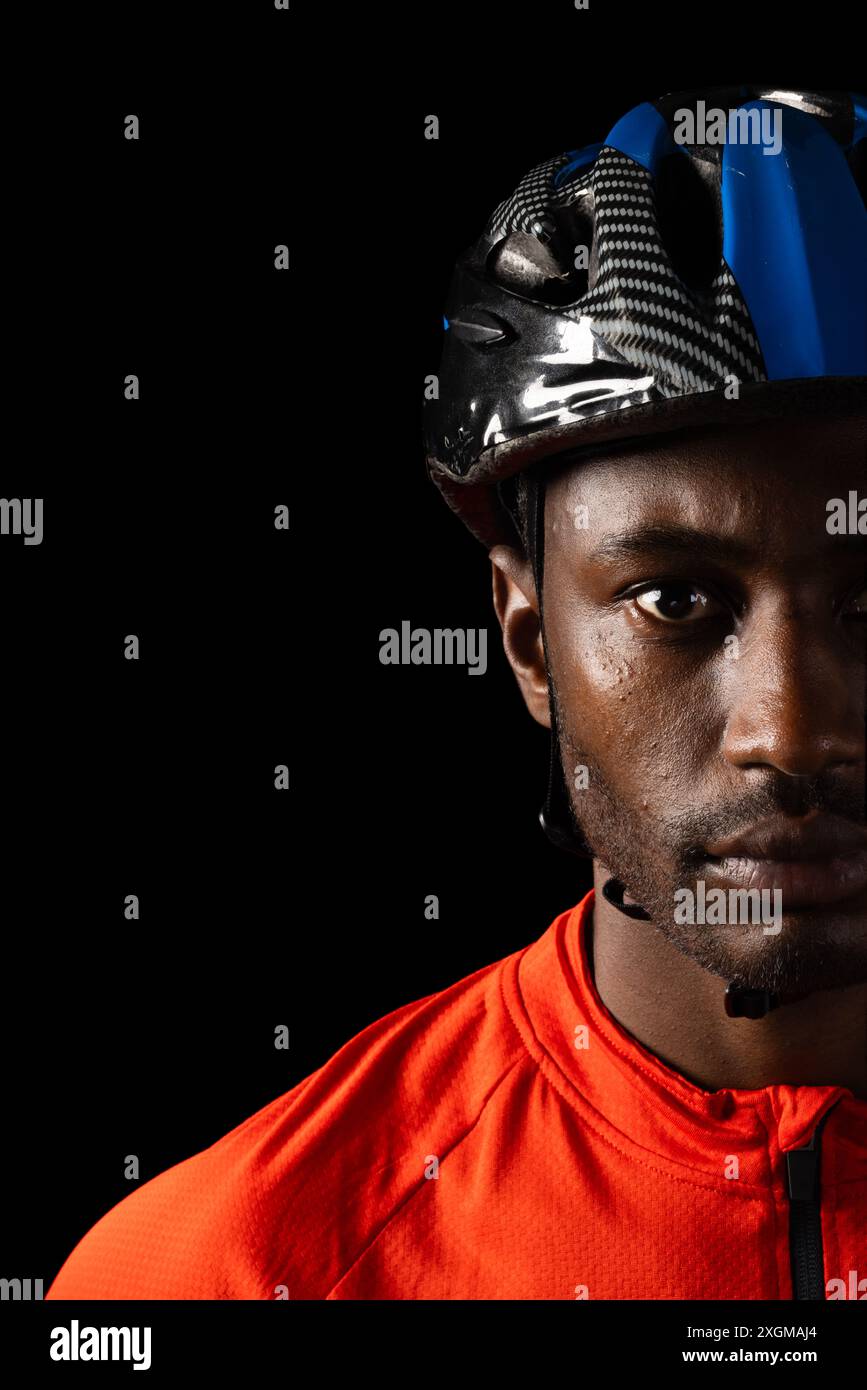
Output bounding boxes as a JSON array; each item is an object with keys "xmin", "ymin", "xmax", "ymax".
[
  {"xmin": 724, "ymin": 982, "xmax": 781, "ymax": 1019},
  {"xmin": 600, "ymin": 876, "xmax": 653, "ymax": 921}
]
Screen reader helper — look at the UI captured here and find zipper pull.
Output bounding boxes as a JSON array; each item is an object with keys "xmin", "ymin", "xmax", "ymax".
[{"xmin": 786, "ymin": 1129, "xmax": 819, "ymax": 1202}]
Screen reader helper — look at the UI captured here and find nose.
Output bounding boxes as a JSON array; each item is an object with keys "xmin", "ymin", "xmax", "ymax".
[{"xmin": 721, "ymin": 599, "xmax": 864, "ymax": 778}]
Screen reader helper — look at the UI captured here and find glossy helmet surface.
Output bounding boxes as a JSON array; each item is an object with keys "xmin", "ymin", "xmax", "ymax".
[{"xmin": 424, "ymin": 88, "xmax": 867, "ymax": 546}]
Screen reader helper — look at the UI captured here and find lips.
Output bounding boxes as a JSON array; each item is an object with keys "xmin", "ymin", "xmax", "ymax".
[{"xmin": 702, "ymin": 814, "xmax": 867, "ymax": 909}]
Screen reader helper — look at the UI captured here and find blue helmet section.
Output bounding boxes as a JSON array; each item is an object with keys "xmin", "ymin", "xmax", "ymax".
[
  {"xmin": 552, "ymin": 142, "xmax": 603, "ymax": 188},
  {"xmin": 604, "ymin": 95, "xmax": 867, "ymax": 379},
  {"xmin": 722, "ymin": 101, "xmax": 867, "ymax": 378},
  {"xmin": 603, "ymin": 100, "xmax": 676, "ymax": 172}
]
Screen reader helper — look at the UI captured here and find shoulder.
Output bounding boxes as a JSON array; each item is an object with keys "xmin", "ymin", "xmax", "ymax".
[{"xmin": 46, "ymin": 945, "xmax": 531, "ymax": 1300}]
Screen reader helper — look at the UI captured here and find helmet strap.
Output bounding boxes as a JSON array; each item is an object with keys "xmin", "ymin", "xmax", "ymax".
[
  {"xmin": 526, "ymin": 472, "xmax": 593, "ymax": 859},
  {"xmin": 724, "ymin": 983, "xmax": 782, "ymax": 1019},
  {"xmin": 600, "ymin": 876, "xmax": 652, "ymax": 920},
  {"xmin": 600, "ymin": 878, "xmax": 783, "ymax": 1017}
]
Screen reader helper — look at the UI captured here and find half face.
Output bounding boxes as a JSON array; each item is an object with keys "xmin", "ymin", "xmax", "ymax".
[{"xmin": 493, "ymin": 411, "xmax": 867, "ymax": 996}]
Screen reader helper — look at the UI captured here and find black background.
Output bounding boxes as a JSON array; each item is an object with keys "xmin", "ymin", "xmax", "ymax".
[{"xmin": 2, "ymin": 0, "xmax": 863, "ymax": 1295}]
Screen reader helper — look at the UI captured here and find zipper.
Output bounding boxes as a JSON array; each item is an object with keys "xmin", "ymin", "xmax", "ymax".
[{"xmin": 785, "ymin": 1105, "xmax": 838, "ymax": 1300}]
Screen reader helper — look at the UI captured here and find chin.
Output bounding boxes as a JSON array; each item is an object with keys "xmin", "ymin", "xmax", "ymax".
[
  {"xmin": 653, "ymin": 894, "xmax": 867, "ymax": 995},
  {"xmin": 702, "ymin": 914, "xmax": 867, "ymax": 994}
]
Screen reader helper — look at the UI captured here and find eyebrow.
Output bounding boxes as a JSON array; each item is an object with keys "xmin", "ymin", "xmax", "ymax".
[{"xmin": 586, "ymin": 523, "xmax": 866, "ymax": 568}]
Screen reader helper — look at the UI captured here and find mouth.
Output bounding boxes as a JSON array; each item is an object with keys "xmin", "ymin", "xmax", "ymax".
[{"xmin": 701, "ymin": 814, "xmax": 867, "ymax": 909}]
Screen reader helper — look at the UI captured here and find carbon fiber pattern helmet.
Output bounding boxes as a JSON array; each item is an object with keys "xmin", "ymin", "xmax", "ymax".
[{"xmin": 423, "ymin": 87, "xmax": 867, "ymax": 547}]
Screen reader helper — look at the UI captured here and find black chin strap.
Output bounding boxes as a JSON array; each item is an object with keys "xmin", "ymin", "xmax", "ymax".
[
  {"xmin": 602, "ymin": 878, "xmax": 782, "ymax": 1018},
  {"xmin": 601, "ymin": 876, "xmax": 652, "ymax": 920},
  {"xmin": 526, "ymin": 470, "xmax": 593, "ymax": 859},
  {"xmin": 723, "ymin": 983, "xmax": 782, "ymax": 1019}
]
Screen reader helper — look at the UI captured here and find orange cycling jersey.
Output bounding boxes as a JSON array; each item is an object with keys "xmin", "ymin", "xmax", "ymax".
[{"xmin": 46, "ymin": 889, "xmax": 867, "ymax": 1300}]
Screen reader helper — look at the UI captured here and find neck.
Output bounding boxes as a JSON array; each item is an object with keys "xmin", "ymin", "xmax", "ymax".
[{"xmin": 589, "ymin": 862, "xmax": 867, "ymax": 1099}]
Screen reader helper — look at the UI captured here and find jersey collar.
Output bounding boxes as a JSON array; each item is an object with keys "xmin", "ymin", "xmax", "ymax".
[{"xmin": 502, "ymin": 889, "xmax": 866, "ymax": 1184}]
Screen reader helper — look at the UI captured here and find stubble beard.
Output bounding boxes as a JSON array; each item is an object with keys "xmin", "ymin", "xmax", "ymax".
[{"xmin": 554, "ymin": 688, "xmax": 867, "ymax": 996}]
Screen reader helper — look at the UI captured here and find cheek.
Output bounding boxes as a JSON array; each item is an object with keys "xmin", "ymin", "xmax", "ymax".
[{"xmin": 550, "ymin": 603, "xmax": 722, "ymax": 786}]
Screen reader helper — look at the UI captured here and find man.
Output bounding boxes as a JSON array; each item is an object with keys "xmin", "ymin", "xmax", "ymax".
[{"xmin": 47, "ymin": 87, "xmax": 865, "ymax": 1301}]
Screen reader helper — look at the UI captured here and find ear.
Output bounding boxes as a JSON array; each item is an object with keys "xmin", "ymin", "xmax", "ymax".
[{"xmin": 489, "ymin": 544, "xmax": 551, "ymax": 729}]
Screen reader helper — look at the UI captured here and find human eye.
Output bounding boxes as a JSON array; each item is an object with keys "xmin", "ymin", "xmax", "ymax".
[{"xmin": 628, "ymin": 581, "xmax": 725, "ymax": 625}]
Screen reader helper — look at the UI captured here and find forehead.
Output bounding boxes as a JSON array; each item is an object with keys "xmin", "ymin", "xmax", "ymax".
[{"xmin": 544, "ymin": 413, "xmax": 865, "ymax": 558}]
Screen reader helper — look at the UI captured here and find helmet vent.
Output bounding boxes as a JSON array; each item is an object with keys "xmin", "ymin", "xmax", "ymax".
[
  {"xmin": 654, "ymin": 151, "xmax": 722, "ymax": 297},
  {"xmin": 486, "ymin": 189, "xmax": 596, "ymax": 306}
]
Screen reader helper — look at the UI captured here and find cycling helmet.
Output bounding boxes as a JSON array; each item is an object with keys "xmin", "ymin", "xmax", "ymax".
[{"xmin": 424, "ymin": 87, "xmax": 866, "ymax": 548}]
